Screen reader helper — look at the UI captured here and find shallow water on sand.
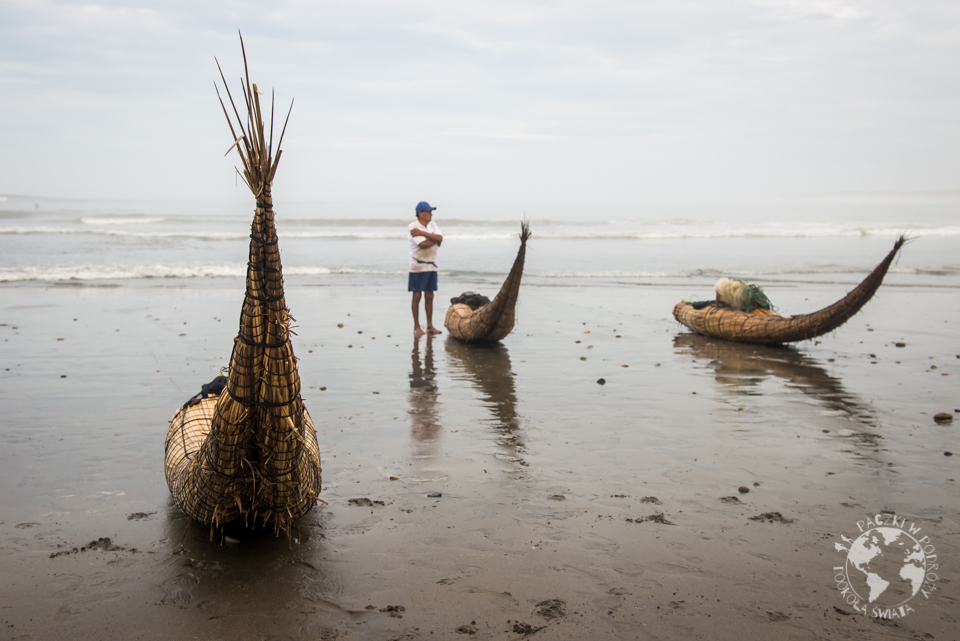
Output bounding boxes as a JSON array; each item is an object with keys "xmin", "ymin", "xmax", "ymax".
[
  {"xmin": 3, "ymin": 192, "xmax": 959, "ymax": 288},
  {"xmin": 0, "ymin": 275, "xmax": 957, "ymax": 639}
]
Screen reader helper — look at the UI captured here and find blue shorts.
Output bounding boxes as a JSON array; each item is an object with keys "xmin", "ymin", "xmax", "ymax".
[{"xmin": 408, "ymin": 271, "xmax": 438, "ymax": 292}]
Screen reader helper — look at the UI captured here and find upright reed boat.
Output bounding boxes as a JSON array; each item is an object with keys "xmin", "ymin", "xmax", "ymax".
[
  {"xmin": 445, "ymin": 222, "xmax": 530, "ymax": 343},
  {"xmin": 164, "ymin": 38, "xmax": 321, "ymax": 536},
  {"xmin": 673, "ymin": 236, "xmax": 906, "ymax": 345}
]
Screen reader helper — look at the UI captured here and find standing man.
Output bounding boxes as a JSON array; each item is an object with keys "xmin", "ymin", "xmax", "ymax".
[{"xmin": 409, "ymin": 201, "xmax": 443, "ymax": 336}]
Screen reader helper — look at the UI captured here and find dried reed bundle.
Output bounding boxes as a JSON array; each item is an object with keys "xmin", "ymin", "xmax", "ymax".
[
  {"xmin": 673, "ymin": 236, "xmax": 907, "ymax": 345},
  {"xmin": 164, "ymin": 34, "xmax": 321, "ymax": 536},
  {"xmin": 445, "ymin": 221, "xmax": 530, "ymax": 343}
]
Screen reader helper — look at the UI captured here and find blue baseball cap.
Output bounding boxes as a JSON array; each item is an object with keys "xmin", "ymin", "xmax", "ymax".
[{"xmin": 415, "ymin": 201, "xmax": 437, "ymax": 213}]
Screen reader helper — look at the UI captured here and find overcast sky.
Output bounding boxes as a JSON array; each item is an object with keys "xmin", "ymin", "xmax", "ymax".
[{"xmin": 1, "ymin": 0, "xmax": 958, "ymax": 205}]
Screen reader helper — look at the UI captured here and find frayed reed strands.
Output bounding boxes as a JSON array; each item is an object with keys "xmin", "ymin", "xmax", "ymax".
[
  {"xmin": 445, "ymin": 221, "xmax": 530, "ymax": 343},
  {"xmin": 673, "ymin": 235, "xmax": 907, "ymax": 345},
  {"xmin": 164, "ymin": 33, "xmax": 321, "ymax": 536}
]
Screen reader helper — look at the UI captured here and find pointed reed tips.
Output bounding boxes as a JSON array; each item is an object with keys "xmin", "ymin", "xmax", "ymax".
[
  {"xmin": 519, "ymin": 220, "xmax": 531, "ymax": 243},
  {"xmin": 268, "ymin": 88, "xmax": 275, "ymax": 161},
  {"xmin": 239, "ymin": 30, "xmax": 248, "ymax": 73},
  {"xmin": 891, "ymin": 233, "xmax": 913, "ymax": 265},
  {"xmin": 271, "ymin": 98, "xmax": 294, "ymax": 177},
  {"xmin": 896, "ymin": 233, "xmax": 915, "ymax": 249},
  {"xmin": 224, "ymin": 136, "xmax": 245, "ymax": 157}
]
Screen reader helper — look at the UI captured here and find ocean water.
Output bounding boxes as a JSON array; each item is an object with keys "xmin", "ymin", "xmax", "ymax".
[{"xmin": 1, "ymin": 192, "xmax": 958, "ymax": 290}]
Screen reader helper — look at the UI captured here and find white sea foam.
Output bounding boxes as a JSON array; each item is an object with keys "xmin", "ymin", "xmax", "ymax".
[
  {"xmin": 531, "ymin": 266, "xmax": 938, "ymax": 279},
  {"xmin": 3, "ymin": 222, "xmax": 956, "ymax": 241},
  {"xmin": 0, "ymin": 264, "xmax": 405, "ymax": 282},
  {"xmin": 80, "ymin": 216, "xmax": 166, "ymax": 225},
  {"xmin": 0, "ymin": 264, "xmax": 245, "ymax": 282},
  {"xmin": 0, "ymin": 226, "xmax": 248, "ymax": 240},
  {"xmin": 0, "ymin": 262, "xmax": 949, "ymax": 283}
]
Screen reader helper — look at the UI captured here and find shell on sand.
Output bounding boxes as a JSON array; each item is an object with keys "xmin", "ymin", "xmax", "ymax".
[
  {"xmin": 673, "ymin": 236, "xmax": 906, "ymax": 345},
  {"xmin": 445, "ymin": 222, "xmax": 530, "ymax": 343}
]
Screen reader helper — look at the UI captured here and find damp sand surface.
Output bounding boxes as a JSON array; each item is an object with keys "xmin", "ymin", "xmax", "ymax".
[{"xmin": 0, "ymin": 279, "xmax": 958, "ymax": 640}]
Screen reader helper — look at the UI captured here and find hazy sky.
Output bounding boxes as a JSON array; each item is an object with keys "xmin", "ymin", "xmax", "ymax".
[{"xmin": 1, "ymin": 0, "xmax": 958, "ymax": 205}]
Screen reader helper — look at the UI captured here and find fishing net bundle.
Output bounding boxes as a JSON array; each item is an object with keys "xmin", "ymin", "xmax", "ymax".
[{"xmin": 715, "ymin": 278, "xmax": 773, "ymax": 312}]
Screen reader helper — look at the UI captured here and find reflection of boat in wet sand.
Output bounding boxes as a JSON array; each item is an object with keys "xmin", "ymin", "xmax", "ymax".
[
  {"xmin": 444, "ymin": 222, "xmax": 530, "ymax": 343},
  {"xmin": 673, "ymin": 333, "xmax": 872, "ymax": 423},
  {"xmin": 164, "ymin": 42, "xmax": 321, "ymax": 535},
  {"xmin": 445, "ymin": 338, "xmax": 524, "ymax": 461},
  {"xmin": 673, "ymin": 236, "xmax": 906, "ymax": 345}
]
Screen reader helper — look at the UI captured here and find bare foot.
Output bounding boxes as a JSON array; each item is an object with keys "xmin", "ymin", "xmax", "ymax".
[
  {"xmin": 414, "ymin": 327, "xmax": 426, "ymax": 336},
  {"xmin": 427, "ymin": 327, "xmax": 442, "ymax": 335}
]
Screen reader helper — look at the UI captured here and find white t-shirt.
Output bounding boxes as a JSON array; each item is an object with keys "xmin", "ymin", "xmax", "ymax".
[{"xmin": 409, "ymin": 220, "xmax": 441, "ymax": 272}]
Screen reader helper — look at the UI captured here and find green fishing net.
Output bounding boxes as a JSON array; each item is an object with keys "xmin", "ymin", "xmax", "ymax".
[{"xmin": 741, "ymin": 283, "xmax": 772, "ymax": 312}]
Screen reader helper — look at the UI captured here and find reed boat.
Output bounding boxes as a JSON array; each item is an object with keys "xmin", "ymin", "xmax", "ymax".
[
  {"xmin": 164, "ymin": 39, "xmax": 321, "ymax": 536},
  {"xmin": 673, "ymin": 236, "xmax": 906, "ymax": 345},
  {"xmin": 445, "ymin": 222, "xmax": 530, "ymax": 343}
]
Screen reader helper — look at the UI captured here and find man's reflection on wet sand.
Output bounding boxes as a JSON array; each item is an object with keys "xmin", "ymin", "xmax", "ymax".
[
  {"xmin": 445, "ymin": 338, "xmax": 526, "ymax": 466},
  {"xmin": 409, "ymin": 334, "xmax": 442, "ymax": 458},
  {"xmin": 673, "ymin": 333, "xmax": 874, "ymax": 425}
]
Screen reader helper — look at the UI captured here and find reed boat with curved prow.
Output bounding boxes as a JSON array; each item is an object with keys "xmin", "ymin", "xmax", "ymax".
[
  {"xmin": 445, "ymin": 221, "xmax": 530, "ymax": 343},
  {"xmin": 673, "ymin": 236, "xmax": 907, "ymax": 345},
  {"xmin": 164, "ymin": 36, "xmax": 321, "ymax": 537}
]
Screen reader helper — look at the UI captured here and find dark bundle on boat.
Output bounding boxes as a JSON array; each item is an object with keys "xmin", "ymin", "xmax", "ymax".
[
  {"xmin": 444, "ymin": 222, "xmax": 530, "ymax": 343},
  {"xmin": 164, "ymin": 36, "xmax": 321, "ymax": 537},
  {"xmin": 673, "ymin": 236, "xmax": 906, "ymax": 345},
  {"xmin": 450, "ymin": 292, "xmax": 491, "ymax": 310}
]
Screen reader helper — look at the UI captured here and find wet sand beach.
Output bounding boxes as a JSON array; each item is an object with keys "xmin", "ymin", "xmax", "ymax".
[{"xmin": 1, "ymin": 275, "xmax": 957, "ymax": 640}]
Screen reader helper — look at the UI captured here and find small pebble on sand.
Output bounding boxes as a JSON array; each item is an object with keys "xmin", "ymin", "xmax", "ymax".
[
  {"xmin": 934, "ymin": 413, "xmax": 953, "ymax": 424},
  {"xmin": 337, "ymin": 323, "xmax": 344, "ymax": 328},
  {"xmin": 597, "ymin": 378, "xmax": 606, "ymax": 385},
  {"xmin": 895, "ymin": 342, "xmax": 906, "ymax": 347},
  {"xmin": 738, "ymin": 486, "xmax": 750, "ymax": 494}
]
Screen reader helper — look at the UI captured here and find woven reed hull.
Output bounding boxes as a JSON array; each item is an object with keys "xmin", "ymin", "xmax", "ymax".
[
  {"xmin": 164, "ymin": 396, "xmax": 321, "ymax": 526},
  {"xmin": 445, "ymin": 222, "xmax": 529, "ymax": 343},
  {"xmin": 163, "ymin": 186, "xmax": 323, "ymax": 531},
  {"xmin": 445, "ymin": 301, "xmax": 517, "ymax": 343},
  {"xmin": 673, "ymin": 236, "xmax": 905, "ymax": 345}
]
